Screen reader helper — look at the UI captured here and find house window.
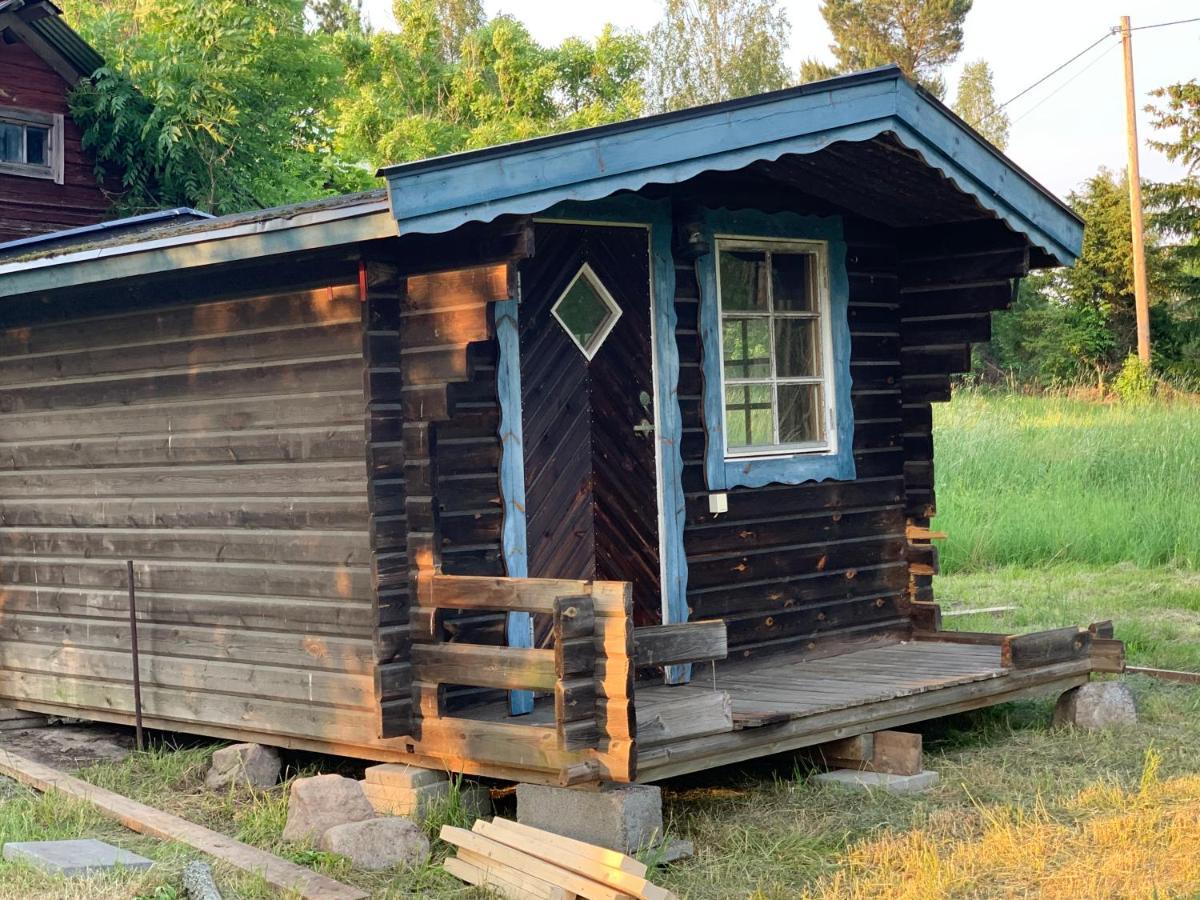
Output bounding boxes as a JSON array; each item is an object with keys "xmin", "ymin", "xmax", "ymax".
[
  {"xmin": 0, "ymin": 107, "xmax": 62, "ymax": 182},
  {"xmin": 717, "ymin": 238, "xmax": 835, "ymax": 457},
  {"xmin": 551, "ymin": 262, "xmax": 622, "ymax": 360}
]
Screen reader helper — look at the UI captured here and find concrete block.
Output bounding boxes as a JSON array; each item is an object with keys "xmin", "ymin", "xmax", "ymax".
[
  {"xmin": 1053, "ymin": 681, "xmax": 1138, "ymax": 730},
  {"xmin": 363, "ymin": 764, "xmax": 447, "ymax": 790},
  {"xmin": 2, "ymin": 839, "xmax": 152, "ymax": 877},
  {"xmin": 517, "ymin": 782, "xmax": 663, "ymax": 853},
  {"xmin": 361, "ymin": 779, "xmax": 492, "ymax": 821},
  {"xmin": 812, "ymin": 768, "xmax": 939, "ymax": 794}
]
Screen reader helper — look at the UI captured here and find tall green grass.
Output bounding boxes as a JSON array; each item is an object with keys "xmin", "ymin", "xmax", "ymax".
[{"xmin": 932, "ymin": 391, "xmax": 1200, "ymax": 573}]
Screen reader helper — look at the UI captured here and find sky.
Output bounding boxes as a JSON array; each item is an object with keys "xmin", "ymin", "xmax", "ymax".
[{"xmin": 360, "ymin": 0, "xmax": 1200, "ymax": 199}]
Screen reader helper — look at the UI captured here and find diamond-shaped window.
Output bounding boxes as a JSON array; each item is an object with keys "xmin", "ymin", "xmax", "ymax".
[{"xmin": 552, "ymin": 263, "xmax": 622, "ymax": 360}]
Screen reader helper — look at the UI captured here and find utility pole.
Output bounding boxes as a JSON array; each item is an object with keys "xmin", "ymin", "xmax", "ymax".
[{"xmin": 1120, "ymin": 15, "xmax": 1152, "ymax": 365}]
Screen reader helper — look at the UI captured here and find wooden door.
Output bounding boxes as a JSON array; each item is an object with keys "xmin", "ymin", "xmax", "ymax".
[{"xmin": 519, "ymin": 221, "xmax": 662, "ymax": 625}]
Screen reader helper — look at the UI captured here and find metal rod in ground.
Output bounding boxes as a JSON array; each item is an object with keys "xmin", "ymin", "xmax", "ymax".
[{"xmin": 126, "ymin": 559, "xmax": 144, "ymax": 752}]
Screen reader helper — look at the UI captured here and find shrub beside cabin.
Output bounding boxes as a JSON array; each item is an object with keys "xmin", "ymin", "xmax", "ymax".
[
  {"xmin": 0, "ymin": 0, "xmax": 108, "ymax": 241},
  {"xmin": 0, "ymin": 68, "xmax": 1120, "ymax": 785}
]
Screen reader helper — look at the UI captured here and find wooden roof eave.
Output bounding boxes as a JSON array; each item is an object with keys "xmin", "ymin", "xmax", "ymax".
[{"xmin": 381, "ymin": 67, "xmax": 1083, "ymax": 268}]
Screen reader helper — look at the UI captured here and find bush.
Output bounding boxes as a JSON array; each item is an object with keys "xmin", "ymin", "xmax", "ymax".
[{"xmin": 1113, "ymin": 354, "xmax": 1155, "ymax": 403}]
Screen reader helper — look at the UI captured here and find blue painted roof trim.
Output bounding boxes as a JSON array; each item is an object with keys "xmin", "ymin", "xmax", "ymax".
[{"xmin": 382, "ymin": 67, "xmax": 1084, "ymax": 266}]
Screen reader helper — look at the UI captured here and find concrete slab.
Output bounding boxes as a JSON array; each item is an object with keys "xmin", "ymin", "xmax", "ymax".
[
  {"xmin": 812, "ymin": 768, "xmax": 939, "ymax": 794},
  {"xmin": 2, "ymin": 839, "xmax": 153, "ymax": 877},
  {"xmin": 517, "ymin": 783, "xmax": 663, "ymax": 853}
]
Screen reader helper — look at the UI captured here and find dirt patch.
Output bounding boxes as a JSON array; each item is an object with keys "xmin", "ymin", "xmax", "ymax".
[{"xmin": 1, "ymin": 724, "xmax": 134, "ymax": 772}]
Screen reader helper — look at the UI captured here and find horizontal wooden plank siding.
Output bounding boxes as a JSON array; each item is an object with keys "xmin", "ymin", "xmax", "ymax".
[
  {"xmin": 679, "ymin": 217, "xmax": 911, "ymax": 656},
  {"xmin": 0, "ymin": 281, "xmax": 381, "ymax": 748}
]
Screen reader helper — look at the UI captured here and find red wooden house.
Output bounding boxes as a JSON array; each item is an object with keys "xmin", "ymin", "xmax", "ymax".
[{"xmin": 0, "ymin": 0, "xmax": 107, "ymax": 241}]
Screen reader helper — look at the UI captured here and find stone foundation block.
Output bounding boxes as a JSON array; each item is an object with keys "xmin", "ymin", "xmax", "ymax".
[
  {"xmin": 364, "ymin": 764, "xmax": 448, "ymax": 790},
  {"xmin": 1053, "ymin": 681, "xmax": 1138, "ymax": 730},
  {"xmin": 516, "ymin": 782, "xmax": 663, "ymax": 853},
  {"xmin": 282, "ymin": 774, "xmax": 376, "ymax": 845},
  {"xmin": 318, "ymin": 817, "xmax": 430, "ymax": 871},
  {"xmin": 205, "ymin": 742, "xmax": 281, "ymax": 790}
]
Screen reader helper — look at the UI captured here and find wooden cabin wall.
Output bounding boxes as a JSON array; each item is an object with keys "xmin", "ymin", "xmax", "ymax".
[
  {"xmin": 678, "ymin": 218, "xmax": 913, "ymax": 657},
  {"xmin": 0, "ymin": 276, "xmax": 384, "ymax": 745},
  {"xmin": 897, "ymin": 223, "xmax": 1030, "ymax": 601}
]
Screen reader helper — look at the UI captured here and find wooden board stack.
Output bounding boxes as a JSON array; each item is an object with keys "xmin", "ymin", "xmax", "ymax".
[{"xmin": 441, "ymin": 818, "xmax": 678, "ymax": 900}]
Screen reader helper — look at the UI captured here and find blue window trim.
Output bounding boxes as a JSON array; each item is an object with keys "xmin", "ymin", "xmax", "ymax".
[
  {"xmin": 496, "ymin": 195, "xmax": 693, "ymax": 686},
  {"xmin": 696, "ymin": 208, "xmax": 855, "ymax": 490}
]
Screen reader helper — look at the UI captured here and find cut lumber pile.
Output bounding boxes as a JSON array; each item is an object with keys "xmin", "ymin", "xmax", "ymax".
[{"xmin": 441, "ymin": 817, "xmax": 677, "ymax": 900}]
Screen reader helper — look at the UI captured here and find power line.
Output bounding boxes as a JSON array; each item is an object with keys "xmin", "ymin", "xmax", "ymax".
[
  {"xmin": 996, "ymin": 31, "xmax": 1115, "ymax": 112},
  {"xmin": 990, "ymin": 14, "xmax": 1200, "ymax": 120},
  {"xmin": 1008, "ymin": 43, "xmax": 1121, "ymax": 127}
]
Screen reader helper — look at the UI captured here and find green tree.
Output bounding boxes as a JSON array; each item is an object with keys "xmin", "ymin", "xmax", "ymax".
[
  {"xmin": 67, "ymin": 0, "xmax": 372, "ymax": 214},
  {"xmin": 308, "ymin": 0, "xmax": 366, "ymax": 35},
  {"xmin": 1147, "ymin": 80, "xmax": 1200, "ymax": 302},
  {"xmin": 816, "ymin": 0, "xmax": 972, "ymax": 98},
  {"xmin": 953, "ymin": 59, "xmax": 1008, "ymax": 149},
  {"xmin": 330, "ymin": 8, "xmax": 647, "ymax": 167},
  {"xmin": 646, "ymin": 0, "xmax": 791, "ymax": 112}
]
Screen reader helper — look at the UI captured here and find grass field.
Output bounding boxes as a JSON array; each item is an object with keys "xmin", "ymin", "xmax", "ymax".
[{"xmin": 1, "ymin": 391, "xmax": 1198, "ymax": 898}]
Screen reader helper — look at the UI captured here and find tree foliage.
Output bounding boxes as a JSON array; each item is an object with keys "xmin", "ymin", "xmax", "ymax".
[
  {"xmin": 67, "ymin": 0, "xmax": 372, "ymax": 215},
  {"xmin": 329, "ymin": 7, "xmax": 647, "ymax": 167},
  {"xmin": 953, "ymin": 59, "xmax": 1008, "ymax": 149},
  {"xmin": 813, "ymin": 0, "xmax": 972, "ymax": 98},
  {"xmin": 1146, "ymin": 79, "xmax": 1200, "ymax": 302},
  {"xmin": 646, "ymin": 0, "xmax": 791, "ymax": 112}
]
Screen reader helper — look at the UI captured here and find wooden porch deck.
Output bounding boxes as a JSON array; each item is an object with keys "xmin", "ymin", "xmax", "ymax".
[{"xmin": 460, "ymin": 634, "xmax": 1107, "ymax": 782}]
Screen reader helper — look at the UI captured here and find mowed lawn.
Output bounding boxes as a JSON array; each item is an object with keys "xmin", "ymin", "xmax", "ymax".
[{"xmin": 1, "ymin": 391, "xmax": 1199, "ymax": 899}]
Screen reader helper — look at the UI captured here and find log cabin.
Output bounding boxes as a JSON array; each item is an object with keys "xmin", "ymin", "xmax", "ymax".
[
  {"xmin": 0, "ymin": 0, "xmax": 109, "ymax": 241},
  {"xmin": 0, "ymin": 67, "xmax": 1123, "ymax": 785}
]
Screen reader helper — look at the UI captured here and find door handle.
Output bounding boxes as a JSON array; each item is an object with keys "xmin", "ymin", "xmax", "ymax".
[{"xmin": 633, "ymin": 420, "xmax": 655, "ymax": 436}]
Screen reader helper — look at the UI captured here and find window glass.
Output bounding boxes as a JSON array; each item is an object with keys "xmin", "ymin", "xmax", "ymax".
[
  {"xmin": 778, "ymin": 383, "xmax": 824, "ymax": 444},
  {"xmin": 725, "ymin": 384, "xmax": 773, "ymax": 449},
  {"xmin": 551, "ymin": 264, "xmax": 622, "ymax": 359},
  {"xmin": 773, "ymin": 318, "xmax": 820, "ymax": 378},
  {"xmin": 722, "ymin": 318, "xmax": 770, "ymax": 379},
  {"xmin": 771, "ymin": 252, "xmax": 816, "ymax": 311},
  {"xmin": 717, "ymin": 239, "xmax": 832, "ymax": 456},
  {"xmin": 25, "ymin": 126, "xmax": 48, "ymax": 166},
  {"xmin": 0, "ymin": 123, "xmax": 22, "ymax": 163},
  {"xmin": 718, "ymin": 250, "xmax": 769, "ymax": 312}
]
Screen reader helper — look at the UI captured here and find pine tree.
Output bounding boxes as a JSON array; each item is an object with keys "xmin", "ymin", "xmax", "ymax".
[
  {"xmin": 647, "ymin": 0, "xmax": 791, "ymax": 112},
  {"xmin": 953, "ymin": 59, "xmax": 1009, "ymax": 149},
  {"xmin": 817, "ymin": 0, "xmax": 972, "ymax": 98},
  {"xmin": 308, "ymin": 0, "xmax": 365, "ymax": 35}
]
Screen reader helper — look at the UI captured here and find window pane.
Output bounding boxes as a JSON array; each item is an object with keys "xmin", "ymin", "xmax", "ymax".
[
  {"xmin": 774, "ymin": 318, "xmax": 821, "ymax": 377},
  {"xmin": 778, "ymin": 383, "xmax": 825, "ymax": 444},
  {"xmin": 556, "ymin": 275, "xmax": 613, "ymax": 350},
  {"xmin": 725, "ymin": 384, "xmax": 773, "ymax": 449},
  {"xmin": 772, "ymin": 252, "xmax": 816, "ymax": 312},
  {"xmin": 722, "ymin": 317, "xmax": 771, "ymax": 379},
  {"xmin": 0, "ymin": 124, "xmax": 22, "ymax": 163},
  {"xmin": 719, "ymin": 249, "xmax": 769, "ymax": 312},
  {"xmin": 25, "ymin": 126, "xmax": 48, "ymax": 166}
]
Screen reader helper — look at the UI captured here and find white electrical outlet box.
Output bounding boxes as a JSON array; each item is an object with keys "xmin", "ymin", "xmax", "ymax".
[{"xmin": 708, "ymin": 492, "xmax": 728, "ymax": 515}]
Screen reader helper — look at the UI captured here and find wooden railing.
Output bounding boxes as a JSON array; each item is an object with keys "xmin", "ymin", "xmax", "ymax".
[{"xmin": 410, "ymin": 574, "xmax": 636, "ymax": 781}]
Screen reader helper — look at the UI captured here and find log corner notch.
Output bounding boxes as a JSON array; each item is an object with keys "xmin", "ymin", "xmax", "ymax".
[{"xmin": 363, "ymin": 218, "xmax": 533, "ymax": 740}]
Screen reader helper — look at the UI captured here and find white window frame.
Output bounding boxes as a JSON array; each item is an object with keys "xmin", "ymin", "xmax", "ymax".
[
  {"xmin": 551, "ymin": 261, "xmax": 623, "ymax": 361},
  {"xmin": 0, "ymin": 106, "xmax": 64, "ymax": 184},
  {"xmin": 714, "ymin": 235, "xmax": 839, "ymax": 460}
]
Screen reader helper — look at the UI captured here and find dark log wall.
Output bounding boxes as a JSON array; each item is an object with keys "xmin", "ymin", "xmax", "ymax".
[
  {"xmin": 0, "ymin": 39, "xmax": 108, "ymax": 241},
  {"xmin": 897, "ymin": 224, "xmax": 1030, "ymax": 601},
  {"xmin": 679, "ymin": 219, "xmax": 913, "ymax": 657},
  {"xmin": 0, "ymin": 279, "xmax": 383, "ymax": 744}
]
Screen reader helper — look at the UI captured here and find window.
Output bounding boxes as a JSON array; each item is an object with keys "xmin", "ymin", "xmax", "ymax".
[
  {"xmin": 0, "ymin": 107, "xmax": 62, "ymax": 182},
  {"xmin": 716, "ymin": 238, "xmax": 834, "ymax": 457},
  {"xmin": 551, "ymin": 262, "xmax": 622, "ymax": 360}
]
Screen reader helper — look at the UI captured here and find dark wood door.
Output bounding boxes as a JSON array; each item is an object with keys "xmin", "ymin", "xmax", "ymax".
[{"xmin": 519, "ymin": 222, "xmax": 661, "ymax": 625}]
